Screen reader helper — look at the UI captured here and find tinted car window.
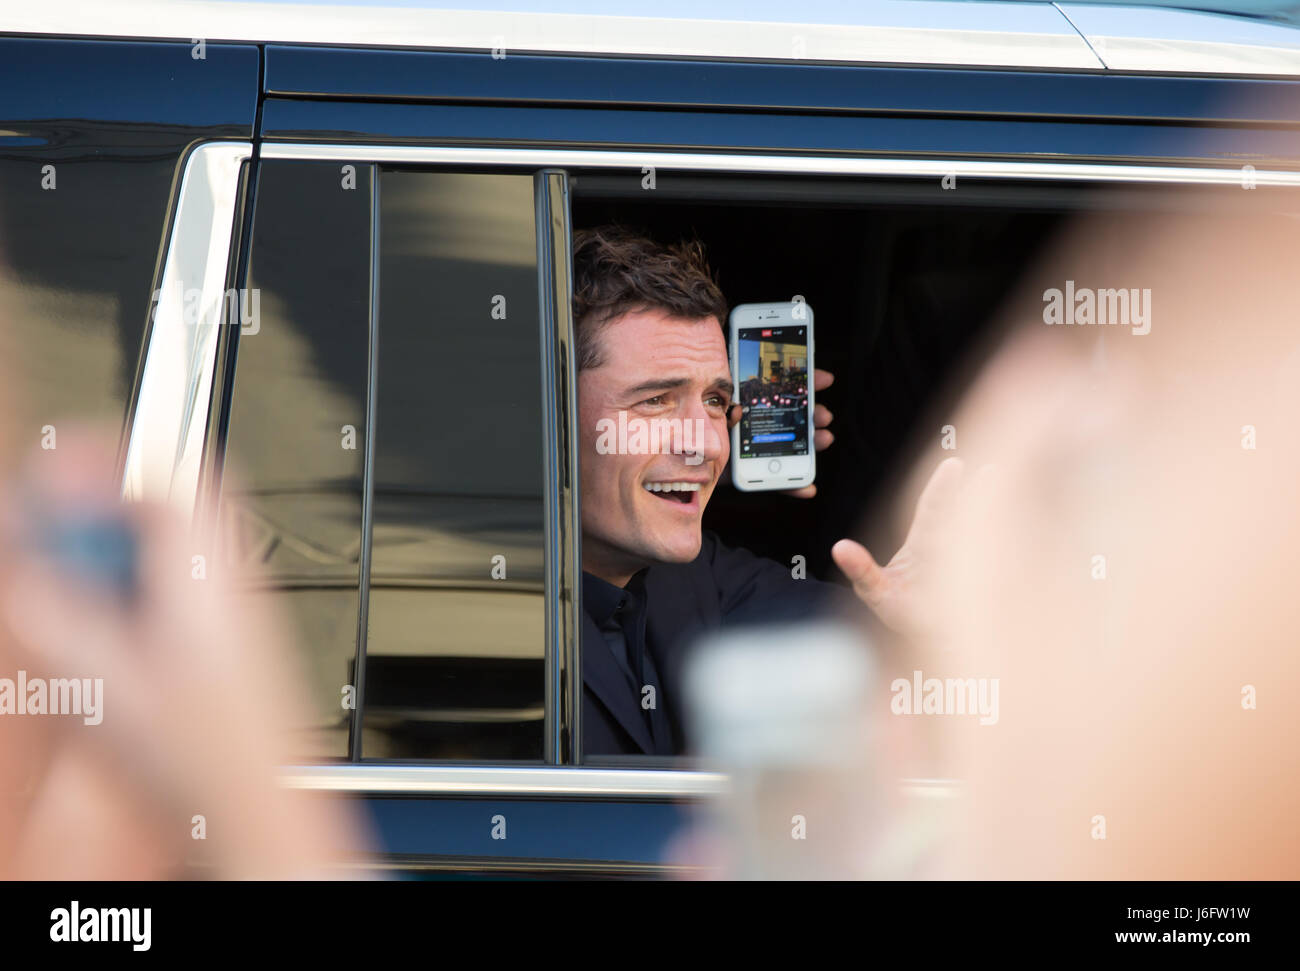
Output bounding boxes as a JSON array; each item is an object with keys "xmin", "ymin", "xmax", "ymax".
[
  {"xmin": 361, "ymin": 168, "xmax": 545, "ymax": 760},
  {"xmin": 221, "ymin": 159, "xmax": 372, "ymax": 760},
  {"xmin": 222, "ymin": 162, "xmax": 547, "ymax": 762}
]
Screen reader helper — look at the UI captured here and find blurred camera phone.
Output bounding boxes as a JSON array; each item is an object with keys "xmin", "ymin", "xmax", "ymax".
[
  {"xmin": 21, "ymin": 501, "xmax": 141, "ymax": 604},
  {"xmin": 729, "ymin": 301, "xmax": 815, "ymax": 492}
]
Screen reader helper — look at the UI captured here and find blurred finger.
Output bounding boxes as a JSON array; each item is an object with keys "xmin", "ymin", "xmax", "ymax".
[{"xmin": 831, "ymin": 538, "xmax": 882, "ymax": 599}]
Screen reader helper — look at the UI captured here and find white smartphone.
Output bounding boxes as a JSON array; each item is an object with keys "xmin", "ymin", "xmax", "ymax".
[{"xmin": 729, "ymin": 301, "xmax": 815, "ymax": 491}]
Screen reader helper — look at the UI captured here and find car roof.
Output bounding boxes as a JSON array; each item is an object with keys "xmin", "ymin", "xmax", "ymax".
[{"xmin": 5, "ymin": 0, "xmax": 1300, "ymax": 76}]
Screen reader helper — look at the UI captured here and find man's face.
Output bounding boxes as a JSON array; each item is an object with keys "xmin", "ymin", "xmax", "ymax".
[{"xmin": 578, "ymin": 307, "xmax": 731, "ymax": 582}]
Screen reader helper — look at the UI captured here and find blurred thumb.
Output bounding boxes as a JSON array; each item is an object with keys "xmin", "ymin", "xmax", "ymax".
[{"xmin": 831, "ymin": 538, "xmax": 883, "ymax": 599}]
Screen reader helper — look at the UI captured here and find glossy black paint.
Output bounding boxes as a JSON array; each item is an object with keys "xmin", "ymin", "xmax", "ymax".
[
  {"xmin": 362, "ymin": 795, "xmax": 692, "ymax": 872},
  {"xmin": 2, "ymin": 36, "xmax": 258, "ymax": 135},
  {"xmin": 263, "ymin": 45, "xmax": 1300, "ymax": 125},
  {"xmin": 0, "ymin": 36, "xmax": 259, "ymax": 449},
  {"xmin": 260, "ymin": 97, "xmax": 1300, "ymax": 165}
]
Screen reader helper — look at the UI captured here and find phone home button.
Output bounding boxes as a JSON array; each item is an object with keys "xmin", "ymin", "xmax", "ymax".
[{"xmin": 767, "ymin": 459, "xmax": 782, "ymax": 474}]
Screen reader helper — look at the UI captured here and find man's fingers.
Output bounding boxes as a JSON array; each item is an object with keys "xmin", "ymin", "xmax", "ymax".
[
  {"xmin": 831, "ymin": 538, "xmax": 882, "ymax": 596},
  {"xmin": 813, "ymin": 428, "xmax": 834, "ymax": 452},
  {"xmin": 813, "ymin": 369, "xmax": 834, "ymax": 392},
  {"xmin": 727, "ymin": 403, "xmax": 741, "ymax": 430},
  {"xmin": 813, "ymin": 403, "xmax": 832, "ymax": 429}
]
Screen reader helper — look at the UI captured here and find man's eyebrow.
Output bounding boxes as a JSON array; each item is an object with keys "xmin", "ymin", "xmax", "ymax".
[
  {"xmin": 623, "ymin": 376, "xmax": 735, "ymax": 397},
  {"xmin": 707, "ymin": 375, "xmax": 736, "ymax": 395}
]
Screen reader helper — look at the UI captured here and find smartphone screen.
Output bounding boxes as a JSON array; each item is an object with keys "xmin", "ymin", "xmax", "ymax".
[{"xmin": 735, "ymin": 325, "xmax": 810, "ymax": 459}]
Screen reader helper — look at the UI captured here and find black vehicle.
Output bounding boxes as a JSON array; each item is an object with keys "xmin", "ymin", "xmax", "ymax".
[{"xmin": 4, "ymin": 0, "xmax": 1300, "ymax": 876}]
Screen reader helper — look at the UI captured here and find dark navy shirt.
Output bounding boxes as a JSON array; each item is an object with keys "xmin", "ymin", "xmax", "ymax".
[
  {"xmin": 581, "ymin": 531, "xmax": 861, "ymax": 757},
  {"xmin": 582, "ymin": 570, "xmax": 674, "ymax": 754}
]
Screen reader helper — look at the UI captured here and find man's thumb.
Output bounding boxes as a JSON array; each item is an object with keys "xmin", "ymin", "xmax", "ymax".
[{"xmin": 831, "ymin": 538, "xmax": 882, "ymax": 595}]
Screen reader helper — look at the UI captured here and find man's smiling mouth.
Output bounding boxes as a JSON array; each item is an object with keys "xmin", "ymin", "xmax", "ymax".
[{"xmin": 643, "ymin": 481, "xmax": 703, "ymax": 504}]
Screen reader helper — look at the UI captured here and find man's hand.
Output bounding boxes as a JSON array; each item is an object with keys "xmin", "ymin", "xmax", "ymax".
[
  {"xmin": 830, "ymin": 457, "xmax": 964, "ymax": 639},
  {"xmin": 727, "ymin": 368, "xmax": 834, "ymax": 498}
]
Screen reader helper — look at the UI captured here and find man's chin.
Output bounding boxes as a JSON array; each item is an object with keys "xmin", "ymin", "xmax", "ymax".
[
  {"xmin": 582, "ymin": 525, "xmax": 702, "ymax": 576},
  {"xmin": 647, "ymin": 531, "xmax": 703, "ymax": 565}
]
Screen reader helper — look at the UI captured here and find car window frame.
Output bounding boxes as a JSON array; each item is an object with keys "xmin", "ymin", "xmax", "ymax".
[{"xmin": 127, "ymin": 139, "xmax": 1300, "ymax": 806}]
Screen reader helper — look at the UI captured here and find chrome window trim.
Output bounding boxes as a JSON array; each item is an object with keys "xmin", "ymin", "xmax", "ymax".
[
  {"xmin": 121, "ymin": 141, "xmax": 251, "ymax": 513},
  {"xmin": 282, "ymin": 764, "xmax": 731, "ymax": 798},
  {"xmin": 280, "ymin": 764, "xmax": 958, "ymax": 799},
  {"xmin": 261, "ymin": 145, "xmax": 1300, "ymax": 186},
  {"xmin": 534, "ymin": 171, "xmax": 583, "ymax": 765},
  {"xmin": 349, "ymin": 165, "xmax": 382, "ymax": 762}
]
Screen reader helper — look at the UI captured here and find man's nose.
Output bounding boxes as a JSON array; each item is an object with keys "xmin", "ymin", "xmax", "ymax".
[{"xmin": 673, "ymin": 400, "xmax": 726, "ymax": 466}]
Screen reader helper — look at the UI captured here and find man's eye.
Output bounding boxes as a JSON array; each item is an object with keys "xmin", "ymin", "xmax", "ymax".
[
  {"xmin": 640, "ymin": 395, "xmax": 667, "ymax": 407},
  {"xmin": 705, "ymin": 394, "xmax": 728, "ymax": 409}
]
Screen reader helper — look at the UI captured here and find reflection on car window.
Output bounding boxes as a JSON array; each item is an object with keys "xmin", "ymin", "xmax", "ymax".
[
  {"xmin": 361, "ymin": 168, "xmax": 545, "ymax": 760},
  {"xmin": 222, "ymin": 160, "xmax": 372, "ymax": 760}
]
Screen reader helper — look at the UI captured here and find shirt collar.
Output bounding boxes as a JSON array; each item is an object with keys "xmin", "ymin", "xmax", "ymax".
[{"xmin": 582, "ymin": 568, "xmax": 649, "ymax": 627}]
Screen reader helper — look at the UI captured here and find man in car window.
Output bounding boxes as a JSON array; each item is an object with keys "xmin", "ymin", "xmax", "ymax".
[{"xmin": 575, "ymin": 225, "xmax": 959, "ymax": 756}]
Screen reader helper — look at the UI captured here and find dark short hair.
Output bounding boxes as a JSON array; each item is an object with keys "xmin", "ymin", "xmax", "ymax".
[{"xmin": 571, "ymin": 225, "xmax": 728, "ymax": 371}]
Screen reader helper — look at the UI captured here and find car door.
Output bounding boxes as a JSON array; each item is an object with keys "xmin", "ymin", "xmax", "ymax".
[{"xmin": 123, "ymin": 21, "xmax": 1300, "ymax": 876}]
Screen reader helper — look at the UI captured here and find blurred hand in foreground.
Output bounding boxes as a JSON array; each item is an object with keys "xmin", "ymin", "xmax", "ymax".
[{"xmin": 0, "ymin": 430, "xmax": 373, "ymax": 879}]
